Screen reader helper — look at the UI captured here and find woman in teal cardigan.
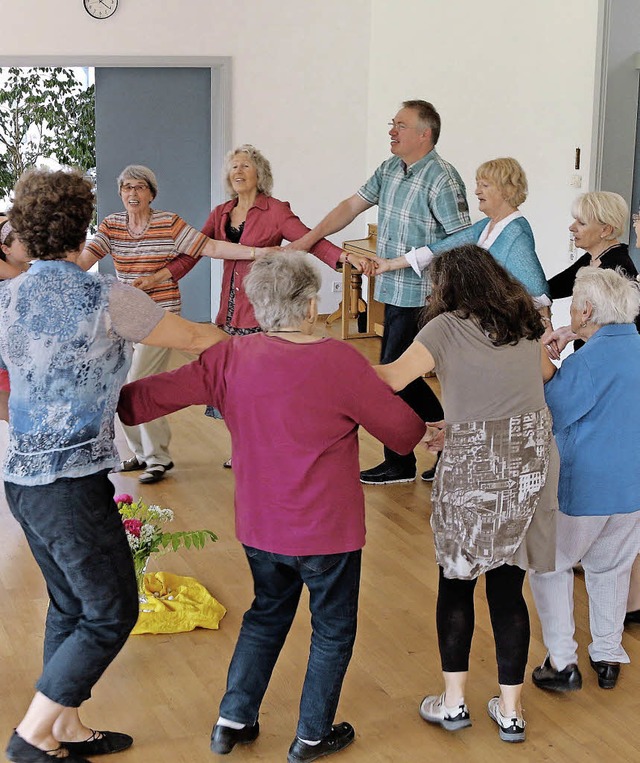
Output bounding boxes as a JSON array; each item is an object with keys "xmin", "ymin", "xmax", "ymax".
[
  {"xmin": 374, "ymin": 157, "xmax": 550, "ymax": 481},
  {"xmin": 373, "ymin": 157, "xmax": 550, "ymax": 304}
]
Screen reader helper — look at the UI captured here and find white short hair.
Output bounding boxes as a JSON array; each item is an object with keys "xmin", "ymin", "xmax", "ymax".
[{"xmin": 573, "ymin": 267, "xmax": 640, "ymax": 325}]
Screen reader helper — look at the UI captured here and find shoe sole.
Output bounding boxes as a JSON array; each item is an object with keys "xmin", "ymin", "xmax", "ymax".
[
  {"xmin": 420, "ymin": 713, "xmax": 472, "ymax": 732},
  {"xmin": 360, "ymin": 476, "xmax": 416, "ymax": 485},
  {"xmin": 532, "ymin": 678, "xmax": 582, "ymax": 692},
  {"xmin": 421, "ymin": 474, "xmax": 435, "ymax": 482}
]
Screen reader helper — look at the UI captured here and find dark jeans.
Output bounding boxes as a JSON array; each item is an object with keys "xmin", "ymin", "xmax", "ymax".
[
  {"xmin": 381, "ymin": 303, "xmax": 444, "ymax": 469},
  {"xmin": 436, "ymin": 564, "xmax": 530, "ymax": 685},
  {"xmin": 219, "ymin": 546, "xmax": 362, "ymax": 740},
  {"xmin": 5, "ymin": 471, "xmax": 139, "ymax": 706}
]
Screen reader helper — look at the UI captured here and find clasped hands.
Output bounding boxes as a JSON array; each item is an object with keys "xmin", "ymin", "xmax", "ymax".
[
  {"xmin": 541, "ymin": 324, "xmax": 577, "ymax": 360},
  {"xmin": 422, "ymin": 420, "xmax": 445, "ymax": 452}
]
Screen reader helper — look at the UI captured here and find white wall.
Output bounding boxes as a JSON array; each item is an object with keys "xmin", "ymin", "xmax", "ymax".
[{"xmin": 1, "ymin": 0, "xmax": 603, "ymax": 320}]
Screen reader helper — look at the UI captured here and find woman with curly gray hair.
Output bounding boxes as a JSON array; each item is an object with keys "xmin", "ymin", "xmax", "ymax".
[
  {"xmin": 2, "ymin": 168, "xmax": 225, "ymax": 763},
  {"xmin": 196, "ymin": 145, "xmax": 375, "ymax": 467}
]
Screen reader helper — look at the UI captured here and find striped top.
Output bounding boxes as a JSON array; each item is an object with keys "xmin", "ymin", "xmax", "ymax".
[{"xmin": 85, "ymin": 210, "xmax": 209, "ymax": 313}]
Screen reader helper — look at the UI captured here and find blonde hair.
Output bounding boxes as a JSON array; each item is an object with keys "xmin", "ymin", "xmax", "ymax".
[
  {"xmin": 571, "ymin": 192, "xmax": 628, "ymax": 240},
  {"xmin": 224, "ymin": 145, "xmax": 273, "ymax": 198},
  {"xmin": 476, "ymin": 157, "xmax": 528, "ymax": 209}
]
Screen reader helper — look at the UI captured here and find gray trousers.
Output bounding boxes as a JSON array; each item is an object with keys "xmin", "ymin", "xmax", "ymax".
[
  {"xmin": 529, "ymin": 510, "xmax": 640, "ymax": 670},
  {"xmin": 121, "ymin": 342, "xmax": 172, "ymax": 466}
]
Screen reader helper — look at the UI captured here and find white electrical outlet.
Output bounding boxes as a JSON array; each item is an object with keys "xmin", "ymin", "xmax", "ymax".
[{"xmin": 331, "ymin": 281, "xmax": 342, "ymax": 293}]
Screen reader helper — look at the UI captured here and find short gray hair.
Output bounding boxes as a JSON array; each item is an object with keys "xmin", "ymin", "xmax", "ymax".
[
  {"xmin": 572, "ymin": 267, "xmax": 640, "ymax": 325},
  {"xmin": 571, "ymin": 191, "xmax": 628, "ymax": 240},
  {"xmin": 224, "ymin": 145, "xmax": 274, "ymax": 198},
  {"xmin": 244, "ymin": 252, "xmax": 321, "ymax": 331},
  {"xmin": 117, "ymin": 165, "xmax": 158, "ymax": 199}
]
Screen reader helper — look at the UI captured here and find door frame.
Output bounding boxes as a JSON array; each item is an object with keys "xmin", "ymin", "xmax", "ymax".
[{"xmin": 0, "ymin": 55, "xmax": 232, "ymax": 321}]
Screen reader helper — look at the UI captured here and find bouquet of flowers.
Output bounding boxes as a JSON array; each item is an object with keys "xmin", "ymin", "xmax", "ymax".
[{"xmin": 115, "ymin": 493, "xmax": 217, "ymax": 598}]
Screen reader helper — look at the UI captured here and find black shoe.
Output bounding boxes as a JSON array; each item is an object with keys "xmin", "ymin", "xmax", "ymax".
[
  {"xmin": 62, "ymin": 729, "xmax": 133, "ymax": 756},
  {"xmin": 589, "ymin": 658, "xmax": 620, "ymax": 689},
  {"xmin": 360, "ymin": 462, "xmax": 415, "ymax": 485},
  {"xmin": 532, "ymin": 655, "xmax": 582, "ymax": 692},
  {"xmin": 210, "ymin": 722, "xmax": 259, "ymax": 755},
  {"xmin": 287, "ymin": 723, "xmax": 355, "ymax": 763},
  {"xmin": 113, "ymin": 456, "xmax": 146, "ymax": 473},
  {"xmin": 6, "ymin": 731, "xmax": 90, "ymax": 762},
  {"xmin": 625, "ymin": 609, "xmax": 640, "ymax": 626},
  {"xmin": 421, "ymin": 454, "xmax": 441, "ymax": 482},
  {"xmin": 138, "ymin": 461, "xmax": 174, "ymax": 484}
]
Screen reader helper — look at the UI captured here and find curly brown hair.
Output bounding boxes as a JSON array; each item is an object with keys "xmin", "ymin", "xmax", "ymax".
[
  {"xmin": 425, "ymin": 244, "xmax": 544, "ymax": 346},
  {"xmin": 9, "ymin": 169, "xmax": 94, "ymax": 260}
]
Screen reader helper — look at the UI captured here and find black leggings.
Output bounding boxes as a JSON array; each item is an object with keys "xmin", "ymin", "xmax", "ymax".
[{"xmin": 436, "ymin": 564, "xmax": 530, "ymax": 685}]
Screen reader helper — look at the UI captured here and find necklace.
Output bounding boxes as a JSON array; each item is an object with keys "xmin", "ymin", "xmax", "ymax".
[
  {"xmin": 590, "ymin": 243, "xmax": 618, "ymax": 263},
  {"xmin": 126, "ymin": 213, "xmax": 151, "ymax": 239}
]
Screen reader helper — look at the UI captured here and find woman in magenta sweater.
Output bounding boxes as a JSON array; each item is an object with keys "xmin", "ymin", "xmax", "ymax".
[{"xmin": 118, "ymin": 253, "xmax": 425, "ymax": 763}]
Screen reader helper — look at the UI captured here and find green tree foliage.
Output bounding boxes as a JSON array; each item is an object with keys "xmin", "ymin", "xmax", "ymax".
[{"xmin": 0, "ymin": 67, "xmax": 95, "ymax": 199}]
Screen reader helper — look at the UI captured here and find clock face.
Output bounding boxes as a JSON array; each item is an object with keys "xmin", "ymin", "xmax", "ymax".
[{"xmin": 84, "ymin": 0, "xmax": 119, "ymax": 19}]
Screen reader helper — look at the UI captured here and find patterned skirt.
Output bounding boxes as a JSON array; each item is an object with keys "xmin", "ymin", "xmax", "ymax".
[{"xmin": 431, "ymin": 407, "xmax": 555, "ymax": 580}]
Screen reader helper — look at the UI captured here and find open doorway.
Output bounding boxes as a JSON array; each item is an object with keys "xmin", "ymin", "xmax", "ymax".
[{"xmin": 0, "ymin": 56, "xmax": 231, "ymax": 322}]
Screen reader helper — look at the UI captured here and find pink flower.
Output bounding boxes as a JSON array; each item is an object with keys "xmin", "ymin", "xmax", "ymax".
[
  {"xmin": 115, "ymin": 493, "xmax": 134, "ymax": 505},
  {"xmin": 123, "ymin": 518, "xmax": 143, "ymax": 537}
]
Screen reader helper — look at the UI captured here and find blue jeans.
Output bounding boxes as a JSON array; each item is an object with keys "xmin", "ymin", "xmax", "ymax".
[
  {"xmin": 381, "ymin": 304, "xmax": 444, "ymax": 468},
  {"xmin": 5, "ymin": 471, "xmax": 139, "ymax": 706},
  {"xmin": 219, "ymin": 546, "xmax": 362, "ymax": 740}
]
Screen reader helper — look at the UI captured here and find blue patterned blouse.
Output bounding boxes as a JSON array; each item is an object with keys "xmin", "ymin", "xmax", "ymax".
[{"xmin": 0, "ymin": 260, "xmax": 163, "ymax": 486}]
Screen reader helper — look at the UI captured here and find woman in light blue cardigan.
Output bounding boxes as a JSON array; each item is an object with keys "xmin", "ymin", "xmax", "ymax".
[
  {"xmin": 374, "ymin": 157, "xmax": 550, "ymax": 481},
  {"xmin": 373, "ymin": 157, "xmax": 550, "ymax": 305}
]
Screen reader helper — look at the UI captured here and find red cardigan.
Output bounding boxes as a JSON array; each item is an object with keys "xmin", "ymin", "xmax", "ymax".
[{"xmin": 201, "ymin": 194, "xmax": 343, "ymax": 329}]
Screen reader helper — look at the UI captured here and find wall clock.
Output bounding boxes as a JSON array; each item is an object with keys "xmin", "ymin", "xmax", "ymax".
[{"xmin": 83, "ymin": 0, "xmax": 119, "ymax": 19}]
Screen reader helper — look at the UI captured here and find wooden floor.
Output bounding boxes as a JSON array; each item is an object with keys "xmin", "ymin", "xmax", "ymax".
[{"xmin": 1, "ymin": 321, "xmax": 639, "ymax": 763}]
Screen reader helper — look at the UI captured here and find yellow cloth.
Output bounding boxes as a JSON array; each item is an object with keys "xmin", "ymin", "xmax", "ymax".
[{"xmin": 132, "ymin": 571, "xmax": 226, "ymax": 635}]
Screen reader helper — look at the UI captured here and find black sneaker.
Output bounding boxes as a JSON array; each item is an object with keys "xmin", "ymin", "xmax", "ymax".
[
  {"xmin": 360, "ymin": 462, "xmax": 415, "ymax": 485},
  {"xmin": 287, "ymin": 723, "xmax": 355, "ymax": 763},
  {"xmin": 421, "ymin": 453, "xmax": 441, "ymax": 481},
  {"xmin": 532, "ymin": 655, "xmax": 582, "ymax": 692}
]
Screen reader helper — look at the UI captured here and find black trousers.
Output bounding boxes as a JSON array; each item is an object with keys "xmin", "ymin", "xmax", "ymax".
[
  {"xmin": 436, "ymin": 564, "xmax": 530, "ymax": 685},
  {"xmin": 380, "ymin": 303, "xmax": 444, "ymax": 469}
]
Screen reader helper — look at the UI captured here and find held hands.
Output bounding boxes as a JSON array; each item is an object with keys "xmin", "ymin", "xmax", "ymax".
[
  {"xmin": 542, "ymin": 324, "xmax": 577, "ymax": 360},
  {"xmin": 371, "ymin": 255, "xmax": 393, "ymax": 274},
  {"xmin": 421, "ymin": 420, "xmax": 446, "ymax": 452},
  {"xmin": 345, "ymin": 252, "xmax": 376, "ymax": 276}
]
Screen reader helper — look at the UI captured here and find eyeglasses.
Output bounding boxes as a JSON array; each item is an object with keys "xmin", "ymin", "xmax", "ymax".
[
  {"xmin": 387, "ymin": 121, "xmax": 420, "ymax": 131},
  {"xmin": 121, "ymin": 184, "xmax": 149, "ymax": 193}
]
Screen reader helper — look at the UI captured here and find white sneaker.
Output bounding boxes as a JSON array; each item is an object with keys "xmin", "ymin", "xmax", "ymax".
[
  {"xmin": 487, "ymin": 697, "xmax": 526, "ymax": 742},
  {"xmin": 419, "ymin": 692, "xmax": 472, "ymax": 731}
]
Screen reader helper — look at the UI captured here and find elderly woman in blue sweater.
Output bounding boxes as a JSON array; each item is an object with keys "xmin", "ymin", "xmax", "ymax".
[{"xmin": 530, "ymin": 267, "xmax": 640, "ymax": 693}]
